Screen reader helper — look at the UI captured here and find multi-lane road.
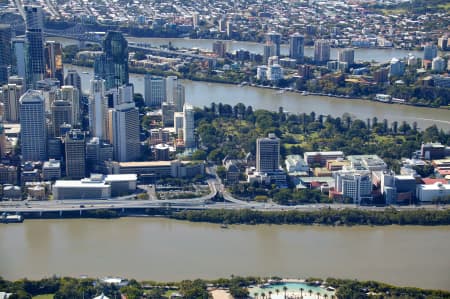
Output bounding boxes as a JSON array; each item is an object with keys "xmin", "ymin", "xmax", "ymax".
[{"xmin": 0, "ymin": 167, "xmax": 447, "ymax": 215}]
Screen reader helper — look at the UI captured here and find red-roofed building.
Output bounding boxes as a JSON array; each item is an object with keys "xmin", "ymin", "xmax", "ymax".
[{"xmin": 421, "ymin": 178, "xmax": 448, "ymax": 185}]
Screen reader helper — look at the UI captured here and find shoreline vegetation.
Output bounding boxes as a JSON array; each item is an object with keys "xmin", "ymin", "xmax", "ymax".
[
  {"xmin": 1, "ymin": 275, "xmax": 449, "ymax": 299},
  {"xmin": 14, "ymin": 208, "xmax": 450, "ymax": 226}
]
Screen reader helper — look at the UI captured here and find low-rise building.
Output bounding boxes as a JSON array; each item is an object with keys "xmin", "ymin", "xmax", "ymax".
[
  {"xmin": 104, "ymin": 174, "xmax": 137, "ymax": 197},
  {"xmin": 285, "ymin": 155, "xmax": 309, "ymax": 173},
  {"xmin": 106, "ymin": 160, "xmax": 204, "ymax": 183},
  {"xmin": 347, "ymin": 155, "xmax": 387, "ymax": 172},
  {"xmin": 42, "ymin": 159, "xmax": 61, "ymax": 181},
  {"xmin": 53, "ymin": 176, "xmax": 111, "ymax": 200},
  {"xmin": 416, "ymin": 182, "xmax": 450, "ymax": 203},
  {"xmin": 304, "ymin": 151, "xmax": 344, "ymax": 167}
]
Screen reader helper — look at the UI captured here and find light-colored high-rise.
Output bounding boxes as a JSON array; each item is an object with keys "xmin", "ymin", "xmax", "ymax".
[
  {"xmin": 19, "ymin": 90, "xmax": 47, "ymax": 161},
  {"xmin": 89, "ymin": 78, "xmax": 108, "ymax": 140},
  {"xmin": 61, "ymin": 85, "xmax": 80, "ymax": 126},
  {"xmin": 183, "ymin": 104, "xmax": 195, "ymax": 148},
  {"xmin": 256, "ymin": 133, "xmax": 280, "ymax": 173},
  {"xmin": 108, "ymin": 101, "xmax": 140, "ymax": 162},
  {"xmin": 314, "ymin": 40, "xmax": 331, "ymax": 63},
  {"xmin": 1, "ymin": 83, "xmax": 24, "ymax": 122},
  {"xmin": 64, "ymin": 129, "xmax": 86, "ymax": 179},
  {"xmin": 144, "ymin": 75, "xmax": 166, "ymax": 107}
]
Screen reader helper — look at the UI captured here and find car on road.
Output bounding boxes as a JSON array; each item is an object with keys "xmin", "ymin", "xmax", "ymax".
[{"xmin": 79, "ymin": 205, "xmax": 85, "ymax": 208}]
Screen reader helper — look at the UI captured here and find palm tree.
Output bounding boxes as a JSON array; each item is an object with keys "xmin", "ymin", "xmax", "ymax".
[
  {"xmin": 254, "ymin": 292, "xmax": 259, "ymax": 299},
  {"xmin": 299, "ymin": 288, "xmax": 304, "ymax": 299},
  {"xmin": 261, "ymin": 292, "xmax": 266, "ymax": 299},
  {"xmin": 316, "ymin": 292, "xmax": 320, "ymax": 299},
  {"xmin": 283, "ymin": 286, "xmax": 288, "ymax": 299},
  {"xmin": 276, "ymin": 289, "xmax": 280, "ymax": 298},
  {"xmin": 308, "ymin": 290, "xmax": 312, "ymax": 298},
  {"xmin": 269, "ymin": 291, "xmax": 273, "ymax": 299},
  {"xmin": 323, "ymin": 294, "xmax": 328, "ymax": 299}
]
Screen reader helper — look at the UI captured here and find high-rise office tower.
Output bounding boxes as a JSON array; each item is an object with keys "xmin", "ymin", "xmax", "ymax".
[
  {"xmin": 289, "ymin": 33, "xmax": 304, "ymax": 62},
  {"xmin": 64, "ymin": 129, "xmax": 86, "ymax": 179},
  {"xmin": 338, "ymin": 48, "xmax": 355, "ymax": 66},
  {"xmin": 144, "ymin": 75, "xmax": 166, "ymax": 107},
  {"xmin": 161, "ymin": 102, "xmax": 176, "ymax": 127},
  {"xmin": 183, "ymin": 104, "xmax": 195, "ymax": 148},
  {"xmin": 263, "ymin": 42, "xmax": 276, "ymax": 64},
  {"xmin": 12, "ymin": 38, "xmax": 26, "ymax": 79},
  {"xmin": 165, "ymin": 76, "xmax": 185, "ymax": 112},
  {"xmin": 256, "ymin": 133, "xmax": 280, "ymax": 173},
  {"xmin": 94, "ymin": 53, "xmax": 113, "ymax": 89},
  {"xmin": 314, "ymin": 39, "xmax": 331, "ymax": 63},
  {"xmin": 44, "ymin": 41, "xmax": 64, "ymax": 84},
  {"xmin": 423, "ymin": 44, "xmax": 438, "ymax": 61},
  {"xmin": 165, "ymin": 76, "xmax": 178, "ymax": 103},
  {"xmin": 212, "ymin": 41, "xmax": 227, "ymax": 58},
  {"xmin": 0, "ymin": 24, "xmax": 12, "ymax": 85},
  {"xmin": 174, "ymin": 84, "xmax": 185, "ymax": 112},
  {"xmin": 89, "ymin": 78, "xmax": 107, "ymax": 140},
  {"xmin": 19, "ymin": 90, "xmax": 47, "ymax": 161},
  {"xmin": 24, "ymin": 6, "xmax": 45, "ymax": 88},
  {"xmin": 1, "ymin": 83, "xmax": 24, "ymax": 122},
  {"xmin": 108, "ymin": 100, "xmax": 140, "ymax": 162},
  {"xmin": 51, "ymin": 100, "xmax": 72, "ymax": 137},
  {"xmin": 266, "ymin": 32, "xmax": 282, "ymax": 57},
  {"xmin": 103, "ymin": 31, "xmax": 129, "ymax": 90},
  {"xmin": 64, "ymin": 69, "xmax": 82, "ymax": 94},
  {"xmin": 60, "ymin": 85, "xmax": 80, "ymax": 126}
]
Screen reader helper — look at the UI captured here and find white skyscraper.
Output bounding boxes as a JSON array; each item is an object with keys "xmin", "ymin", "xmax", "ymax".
[
  {"xmin": 2, "ymin": 83, "xmax": 24, "ymax": 122},
  {"xmin": 165, "ymin": 76, "xmax": 178, "ymax": 103},
  {"xmin": 144, "ymin": 75, "xmax": 166, "ymax": 107},
  {"xmin": 19, "ymin": 90, "xmax": 47, "ymax": 161},
  {"xmin": 89, "ymin": 78, "xmax": 108, "ymax": 140},
  {"xmin": 183, "ymin": 103, "xmax": 195, "ymax": 148},
  {"xmin": 108, "ymin": 92, "xmax": 140, "ymax": 162}
]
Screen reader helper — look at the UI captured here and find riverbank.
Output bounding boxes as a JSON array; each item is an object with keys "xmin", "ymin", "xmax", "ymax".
[
  {"xmin": 70, "ymin": 60, "xmax": 450, "ymax": 111},
  {"xmin": 9, "ymin": 207, "xmax": 450, "ymax": 226},
  {"xmin": 1, "ymin": 275, "xmax": 449, "ymax": 298}
]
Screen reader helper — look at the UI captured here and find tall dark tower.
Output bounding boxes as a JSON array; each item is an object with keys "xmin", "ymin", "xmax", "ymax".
[
  {"xmin": 103, "ymin": 31, "xmax": 129, "ymax": 90},
  {"xmin": 0, "ymin": 24, "xmax": 12, "ymax": 85},
  {"xmin": 24, "ymin": 6, "xmax": 45, "ymax": 88}
]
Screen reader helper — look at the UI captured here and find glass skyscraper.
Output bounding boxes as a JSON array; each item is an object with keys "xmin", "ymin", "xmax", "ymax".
[
  {"xmin": 24, "ymin": 6, "xmax": 45, "ymax": 88},
  {"xmin": 103, "ymin": 31, "xmax": 129, "ymax": 90}
]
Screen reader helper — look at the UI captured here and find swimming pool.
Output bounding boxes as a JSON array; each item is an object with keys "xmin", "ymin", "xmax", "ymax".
[{"xmin": 248, "ymin": 282, "xmax": 335, "ymax": 299}]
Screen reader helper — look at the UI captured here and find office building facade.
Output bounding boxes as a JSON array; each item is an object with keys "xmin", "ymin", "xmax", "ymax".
[
  {"xmin": 289, "ymin": 33, "xmax": 304, "ymax": 62},
  {"xmin": 24, "ymin": 6, "xmax": 45, "ymax": 88},
  {"xmin": 0, "ymin": 24, "xmax": 11, "ymax": 85},
  {"xmin": 314, "ymin": 40, "xmax": 331, "ymax": 63},
  {"xmin": 19, "ymin": 90, "xmax": 47, "ymax": 161},
  {"xmin": 256, "ymin": 133, "xmax": 280, "ymax": 173},
  {"xmin": 64, "ymin": 129, "xmax": 86, "ymax": 179}
]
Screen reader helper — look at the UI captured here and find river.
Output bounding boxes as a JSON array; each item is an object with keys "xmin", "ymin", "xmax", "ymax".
[
  {"xmin": 1, "ymin": 218, "xmax": 449, "ymax": 290},
  {"xmin": 66, "ymin": 64, "xmax": 450, "ymax": 131},
  {"xmin": 55, "ymin": 36, "xmax": 423, "ymax": 63}
]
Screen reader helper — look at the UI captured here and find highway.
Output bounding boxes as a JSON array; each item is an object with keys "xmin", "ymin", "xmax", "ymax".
[{"xmin": 0, "ymin": 166, "xmax": 447, "ymax": 214}]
